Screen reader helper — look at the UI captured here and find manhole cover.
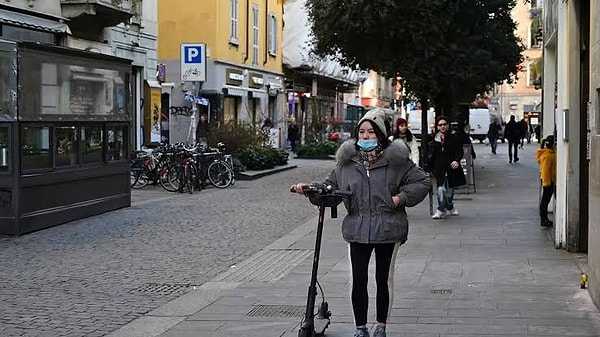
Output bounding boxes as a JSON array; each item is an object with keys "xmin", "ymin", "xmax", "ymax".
[
  {"xmin": 247, "ymin": 304, "xmax": 306, "ymax": 317},
  {"xmin": 132, "ymin": 283, "xmax": 193, "ymax": 296},
  {"xmin": 430, "ymin": 288, "xmax": 452, "ymax": 295}
]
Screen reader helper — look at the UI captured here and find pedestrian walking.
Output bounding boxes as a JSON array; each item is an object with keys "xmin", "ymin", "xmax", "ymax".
[
  {"xmin": 384, "ymin": 117, "xmax": 393, "ymax": 138},
  {"xmin": 534, "ymin": 124, "xmax": 541, "ymax": 143},
  {"xmin": 425, "ymin": 116, "xmax": 466, "ymax": 219},
  {"xmin": 487, "ymin": 122, "xmax": 501, "ymax": 154},
  {"xmin": 518, "ymin": 118, "xmax": 529, "ymax": 148},
  {"xmin": 195, "ymin": 114, "xmax": 210, "ymax": 147},
  {"xmin": 504, "ymin": 115, "xmax": 522, "ymax": 163},
  {"xmin": 287, "ymin": 118, "xmax": 300, "ymax": 153},
  {"xmin": 291, "ymin": 108, "xmax": 430, "ymax": 337},
  {"xmin": 451, "ymin": 121, "xmax": 476, "ymax": 160},
  {"xmin": 536, "ymin": 135, "xmax": 556, "ymax": 227},
  {"xmin": 389, "ymin": 117, "xmax": 419, "ymax": 164}
]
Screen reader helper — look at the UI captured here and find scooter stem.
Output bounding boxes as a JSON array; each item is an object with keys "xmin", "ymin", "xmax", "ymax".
[{"xmin": 298, "ymin": 202, "xmax": 327, "ymax": 337}]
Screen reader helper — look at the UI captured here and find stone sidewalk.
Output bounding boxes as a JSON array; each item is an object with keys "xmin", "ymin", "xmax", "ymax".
[{"xmin": 109, "ymin": 143, "xmax": 600, "ymax": 337}]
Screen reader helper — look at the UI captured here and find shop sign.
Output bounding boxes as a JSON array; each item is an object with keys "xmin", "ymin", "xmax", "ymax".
[
  {"xmin": 226, "ymin": 68, "xmax": 244, "ymax": 86},
  {"xmin": 249, "ymin": 72, "xmax": 264, "ymax": 89}
]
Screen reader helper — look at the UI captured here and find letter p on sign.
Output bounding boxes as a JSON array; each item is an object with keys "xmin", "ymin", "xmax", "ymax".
[{"xmin": 185, "ymin": 46, "xmax": 201, "ymax": 63}]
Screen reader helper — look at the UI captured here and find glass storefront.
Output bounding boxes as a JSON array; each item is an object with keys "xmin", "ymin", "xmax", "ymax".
[{"xmin": 0, "ymin": 41, "xmax": 133, "ymax": 235}]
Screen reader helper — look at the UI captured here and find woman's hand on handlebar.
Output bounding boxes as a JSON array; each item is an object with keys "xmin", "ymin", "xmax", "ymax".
[{"xmin": 290, "ymin": 183, "xmax": 309, "ymax": 194}]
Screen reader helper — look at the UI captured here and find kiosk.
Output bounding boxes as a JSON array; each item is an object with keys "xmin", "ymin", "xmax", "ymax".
[{"xmin": 0, "ymin": 41, "xmax": 132, "ymax": 235}]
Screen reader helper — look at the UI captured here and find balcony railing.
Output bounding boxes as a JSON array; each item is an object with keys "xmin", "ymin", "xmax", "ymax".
[{"xmin": 60, "ymin": 0, "xmax": 134, "ymax": 28}]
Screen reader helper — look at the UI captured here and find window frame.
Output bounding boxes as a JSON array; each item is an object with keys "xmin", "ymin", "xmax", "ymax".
[
  {"xmin": 268, "ymin": 13, "xmax": 278, "ymax": 56},
  {"xmin": 21, "ymin": 123, "xmax": 53, "ymax": 173},
  {"xmin": 527, "ymin": 60, "xmax": 538, "ymax": 87},
  {"xmin": 229, "ymin": 0, "xmax": 239, "ymax": 45},
  {"xmin": 252, "ymin": 4, "xmax": 259, "ymax": 65}
]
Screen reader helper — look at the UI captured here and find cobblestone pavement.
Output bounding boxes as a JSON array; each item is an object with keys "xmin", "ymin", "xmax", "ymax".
[{"xmin": 0, "ymin": 159, "xmax": 335, "ymax": 337}]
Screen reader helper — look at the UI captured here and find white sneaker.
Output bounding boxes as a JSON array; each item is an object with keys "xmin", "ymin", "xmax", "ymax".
[
  {"xmin": 432, "ymin": 210, "xmax": 445, "ymax": 219},
  {"xmin": 449, "ymin": 208, "xmax": 459, "ymax": 216}
]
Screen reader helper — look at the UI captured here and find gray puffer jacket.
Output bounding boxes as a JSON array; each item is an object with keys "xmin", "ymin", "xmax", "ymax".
[{"xmin": 324, "ymin": 140, "xmax": 430, "ymax": 244}]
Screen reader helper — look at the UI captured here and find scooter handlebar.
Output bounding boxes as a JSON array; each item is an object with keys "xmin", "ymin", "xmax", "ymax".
[{"xmin": 290, "ymin": 183, "xmax": 352, "ymax": 198}]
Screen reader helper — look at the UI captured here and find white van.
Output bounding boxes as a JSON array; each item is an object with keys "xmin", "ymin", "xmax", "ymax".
[
  {"xmin": 407, "ymin": 108, "xmax": 435, "ymax": 139},
  {"xmin": 468, "ymin": 108, "xmax": 491, "ymax": 143}
]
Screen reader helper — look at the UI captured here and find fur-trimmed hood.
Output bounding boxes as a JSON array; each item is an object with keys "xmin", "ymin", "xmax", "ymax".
[{"xmin": 335, "ymin": 139, "xmax": 411, "ymax": 167}]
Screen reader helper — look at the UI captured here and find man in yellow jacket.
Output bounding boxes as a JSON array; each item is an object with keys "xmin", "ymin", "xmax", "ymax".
[{"xmin": 535, "ymin": 135, "xmax": 556, "ymax": 227}]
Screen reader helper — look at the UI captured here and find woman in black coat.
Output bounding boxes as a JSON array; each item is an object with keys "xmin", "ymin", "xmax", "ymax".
[{"xmin": 427, "ymin": 116, "xmax": 466, "ymax": 219}]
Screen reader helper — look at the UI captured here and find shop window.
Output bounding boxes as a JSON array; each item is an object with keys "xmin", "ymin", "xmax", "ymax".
[
  {"xmin": 2, "ymin": 26, "xmax": 56, "ymax": 45},
  {"xmin": 21, "ymin": 126, "xmax": 52, "ymax": 171},
  {"xmin": 19, "ymin": 49, "xmax": 130, "ymax": 120},
  {"xmin": 0, "ymin": 48, "xmax": 14, "ymax": 116},
  {"xmin": 82, "ymin": 125, "xmax": 104, "ymax": 164},
  {"xmin": 55, "ymin": 126, "xmax": 78, "ymax": 167},
  {"xmin": 107, "ymin": 125, "xmax": 127, "ymax": 161}
]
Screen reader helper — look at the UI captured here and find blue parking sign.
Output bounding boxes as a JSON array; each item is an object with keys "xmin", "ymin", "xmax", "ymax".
[
  {"xmin": 183, "ymin": 46, "xmax": 202, "ymax": 63},
  {"xmin": 181, "ymin": 43, "xmax": 206, "ymax": 81}
]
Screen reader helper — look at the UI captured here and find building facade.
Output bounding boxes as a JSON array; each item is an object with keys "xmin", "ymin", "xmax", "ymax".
[
  {"xmin": 107, "ymin": 1, "xmax": 159, "ymax": 149},
  {"xmin": 282, "ymin": 0, "xmax": 359, "ymax": 144},
  {"xmin": 542, "ymin": 0, "xmax": 600, "ymax": 309},
  {"xmin": 493, "ymin": 0, "xmax": 543, "ymax": 124},
  {"xmin": 590, "ymin": 1, "xmax": 600, "ymax": 309},
  {"xmin": 157, "ymin": 0, "xmax": 285, "ymax": 146}
]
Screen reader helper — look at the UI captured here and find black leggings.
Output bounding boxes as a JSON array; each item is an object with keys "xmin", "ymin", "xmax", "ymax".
[
  {"xmin": 349, "ymin": 242, "xmax": 399, "ymax": 326},
  {"xmin": 540, "ymin": 184, "xmax": 555, "ymax": 219}
]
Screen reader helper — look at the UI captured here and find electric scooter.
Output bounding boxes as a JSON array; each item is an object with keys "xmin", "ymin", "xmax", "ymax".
[{"xmin": 291, "ymin": 182, "xmax": 352, "ymax": 337}]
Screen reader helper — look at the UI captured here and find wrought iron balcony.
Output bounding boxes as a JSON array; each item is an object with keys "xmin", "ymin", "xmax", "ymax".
[{"xmin": 60, "ymin": 0, "xmax": 134, "ymax": 29}]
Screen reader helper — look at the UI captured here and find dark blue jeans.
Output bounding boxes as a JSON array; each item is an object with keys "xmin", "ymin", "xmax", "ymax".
[
  {"xmin": 436, "ymin": 178, "xmax": 455, "ymax": 212},
  {"xmin": 489, "ymin": 136, "xmax": 498, "ymax": 153}
]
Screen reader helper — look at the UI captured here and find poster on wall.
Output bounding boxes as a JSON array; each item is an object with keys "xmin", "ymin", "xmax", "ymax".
[
  {"xmin": 150, "ymin": 88, "xmax": 162, "ymax": 143},
  {"xmin": 268, "ymin": 128, "xmax": 280, "ymax": 148},
  {"xmin": 144, "ymin": 80, "xmax": 163, "ymax": 144}
]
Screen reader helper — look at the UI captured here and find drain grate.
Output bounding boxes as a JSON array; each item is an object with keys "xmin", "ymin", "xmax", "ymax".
[
  {"xmin": 247, "ymin": 304, "xmax": 306, "ymax": 317},
  {"xmin": 430, "ymin": 288, "xmax": 453, "ymax": 295},
  {"xmin": 132, "ymin": 283, "xmax": 194, "ymax": 296}
]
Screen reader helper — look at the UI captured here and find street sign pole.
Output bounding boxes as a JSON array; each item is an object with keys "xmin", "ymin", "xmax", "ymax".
[
  {"xmin": 181, "ymin": 43, "xmax": 207, "ymax": 146},
  {"xmin": 190, "ymin": 81, "xmax": 197, "ymax": 145}
]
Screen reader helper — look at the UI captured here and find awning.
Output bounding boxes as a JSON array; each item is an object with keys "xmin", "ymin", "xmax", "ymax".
[
  {"xmin": 0, "ymin": 9, "xmax": 71, "ymax": 34},
  {"xmin": 248, "ymin": 89, "xmax": 267, "ymax": 100},
  {"xmin": 222, "ymin": 86, "xmax": 246, "ymax": 97}
]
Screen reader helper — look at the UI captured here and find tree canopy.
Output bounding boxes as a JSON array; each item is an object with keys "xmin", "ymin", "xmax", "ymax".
[{"xmin": 306, "ymin": 0, "xmax": 524, "ymax": 112}]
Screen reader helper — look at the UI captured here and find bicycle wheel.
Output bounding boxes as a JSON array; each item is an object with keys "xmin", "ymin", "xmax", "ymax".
[
  {"xmin": 207, "ymin": 161, "xmax": 233, "ymax": 188},
  {"xmin": 185, "ymin": 164, "xmax": 194, "ymax": 194},
  {"xmin": 130, "ymin": 168, "xmax": 148, "ymax": 189},
  {"xmin": 224, "ymin": 154, "xmax": 235, "ymax": 185},
  {"xmin": 161, "ymin": 163, "xmax": 181, "ymax": 192}
]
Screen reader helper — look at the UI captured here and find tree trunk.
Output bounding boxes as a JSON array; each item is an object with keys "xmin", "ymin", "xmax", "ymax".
[{"xmin": 420, "ymin": 99, "xmax": 430, "ymax": 167}]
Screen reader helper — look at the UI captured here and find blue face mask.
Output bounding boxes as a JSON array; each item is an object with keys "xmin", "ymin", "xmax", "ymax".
[{"xmin": 357, "ymin": 139, "xmax": 379, "ymax": 152}]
